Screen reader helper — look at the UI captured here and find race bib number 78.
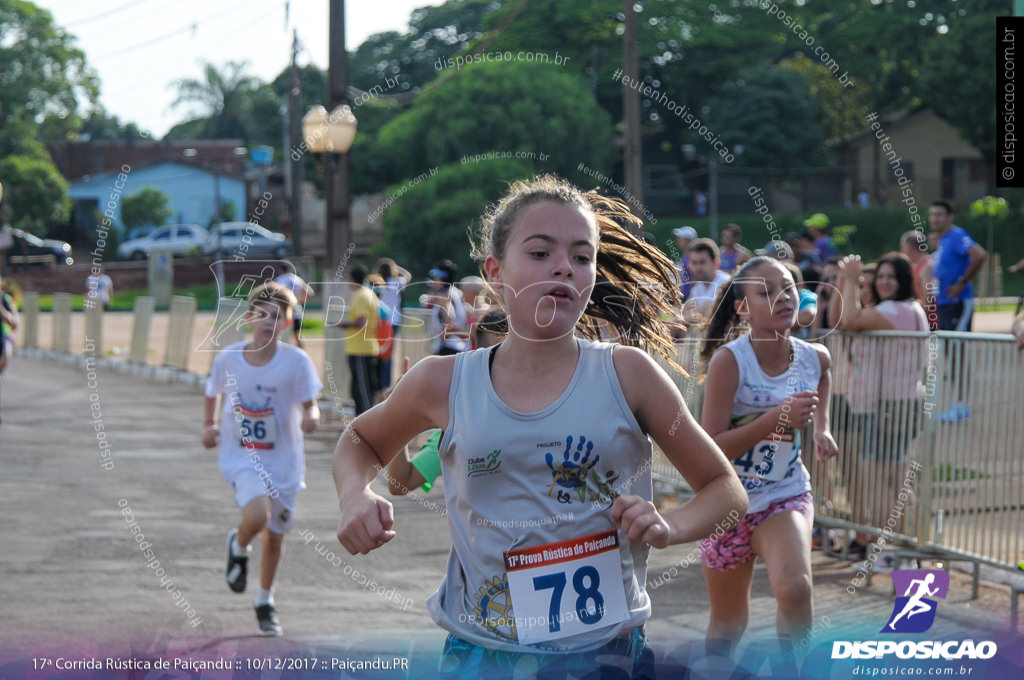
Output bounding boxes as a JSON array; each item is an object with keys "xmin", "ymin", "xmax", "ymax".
[{"xmin": 503, "ymin": 529, "xmax": 629, "ymax": 644}]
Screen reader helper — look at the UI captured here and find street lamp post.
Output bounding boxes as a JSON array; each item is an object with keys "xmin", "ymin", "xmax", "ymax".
[{"xmin": 300, "ymin": 104, "xmax": 357, "ymax": 274}]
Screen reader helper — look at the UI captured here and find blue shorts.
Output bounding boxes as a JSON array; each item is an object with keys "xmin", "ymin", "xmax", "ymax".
[{"xmin": 439, "ymin": 627, "xmax": 654, "ymax": 680}]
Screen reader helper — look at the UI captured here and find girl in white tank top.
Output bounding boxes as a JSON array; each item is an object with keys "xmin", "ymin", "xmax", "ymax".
[
  {"xmin": 332, "ymin": 176, "xmax": 747, "ymax": 678},
  {"xmin": 698, "ymin": 256, "xmax": 839, "ymax": 663}
]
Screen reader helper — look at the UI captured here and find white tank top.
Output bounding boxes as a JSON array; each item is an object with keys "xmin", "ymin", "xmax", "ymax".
[
  {"xmin": 720, "ymin": 333, "xmax": 820, "ymax": 514},
  {"xmin": 426, "ymin": 339, "xmax": 653, "ymax": 653}
]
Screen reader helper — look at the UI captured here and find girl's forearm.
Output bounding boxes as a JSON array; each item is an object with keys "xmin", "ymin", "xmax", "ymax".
[{"xmin": 663, "ymin": 473, "xmax": 747, "ymax": 544}]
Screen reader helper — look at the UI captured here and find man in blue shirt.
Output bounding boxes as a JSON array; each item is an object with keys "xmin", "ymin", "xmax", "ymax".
[
  {"xmin": 929, "ymin": 200, "xmax": 987, "ymax": 421},
  {"xmin": 929, "ymin": 200, "xmax": 987, "ymax": 331}
]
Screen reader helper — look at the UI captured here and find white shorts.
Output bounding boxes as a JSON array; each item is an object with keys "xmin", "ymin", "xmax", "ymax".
[{"xmin": 227, "ymin": 468, "xmax": 298, "ymax": 534}]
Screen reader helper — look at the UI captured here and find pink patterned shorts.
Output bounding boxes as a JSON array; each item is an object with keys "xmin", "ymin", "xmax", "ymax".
[{"xmin": 699, "ymin": 492, "xmax": 814, "ymax": 571}]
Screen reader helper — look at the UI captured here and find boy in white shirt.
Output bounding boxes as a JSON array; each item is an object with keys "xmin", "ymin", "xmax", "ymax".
[{"xmin": 202, "ymin": 282, "xmax": 321, "ymax": 636}]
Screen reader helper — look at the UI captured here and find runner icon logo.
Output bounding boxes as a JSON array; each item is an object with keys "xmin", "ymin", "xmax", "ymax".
[{"xmin": 882, "ymin": 569, "xmax": 948, "ymax": 634}]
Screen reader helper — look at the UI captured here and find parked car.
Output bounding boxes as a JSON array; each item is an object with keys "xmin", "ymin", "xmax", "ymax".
[
  {"xmin": 205, "ymin": 222, "xmax": 291, "ymax": 259},
  {"xmin": 3, "ymin": 228, "xmax": 74, "ymax": 268},
  {"xmin": 117, "ymin": 224, "xmax": 209, "ymax": 260}
]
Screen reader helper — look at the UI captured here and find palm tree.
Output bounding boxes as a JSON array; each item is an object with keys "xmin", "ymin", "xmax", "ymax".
[{"xmin": 172, "ymin": 61, "xmax": 258, "ymax": 140}]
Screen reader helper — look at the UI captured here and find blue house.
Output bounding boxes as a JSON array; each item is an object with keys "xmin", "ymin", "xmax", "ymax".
[{"xmin": 68, "ymin": 160, "xmax": 247, "ymax": 237}]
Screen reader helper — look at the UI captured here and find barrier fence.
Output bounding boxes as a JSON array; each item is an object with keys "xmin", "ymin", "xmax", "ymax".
[
  {"xmin": 808, "ymin": 330, "xmax": 1023, "ymax": 573},
  {"xmin": 648, "ymin": 329, "xmax": 1023, "ymax": 575}
]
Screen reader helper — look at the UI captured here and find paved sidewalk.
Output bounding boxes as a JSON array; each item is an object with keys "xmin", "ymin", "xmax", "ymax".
[{"xmin": 1, "ymin": 355, "xmax": 1021, "ymax": 678}]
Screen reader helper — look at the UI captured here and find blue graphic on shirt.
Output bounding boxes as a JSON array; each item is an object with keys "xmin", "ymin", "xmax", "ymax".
[{"xmin": 546, "ymin": 435, "xmax": 600, "ymax": 501}]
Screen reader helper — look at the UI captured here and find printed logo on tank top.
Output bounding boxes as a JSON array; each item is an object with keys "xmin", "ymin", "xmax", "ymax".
[
  {"xmin": 256, "ymin": 383, "xmax": 277, "ymax": 394},
  {"xmin": 543, "ymin": 435, "xmax": 621, "ymax": 505},
  {"xmin": 470, "ymin": 574, "xmax": 518, "ymax": 641},
  {"xmin": 467, "ymin": 449, "xmax": 503, "ymax": 478}
]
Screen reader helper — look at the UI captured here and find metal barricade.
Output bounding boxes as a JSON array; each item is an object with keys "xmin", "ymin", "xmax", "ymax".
[
  {"xmin": 805, "ymin": 329, "xmax": 1023, "ymax": 573},
  {"xmin": 394, "ymin": 308, "xmax": 434, "ymax": 373},
  {"xmin": 641, "ymin": 326, "xmax": 1022, "ymax": 574}
]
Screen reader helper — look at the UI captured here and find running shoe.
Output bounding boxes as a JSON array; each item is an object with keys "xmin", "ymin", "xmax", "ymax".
[
  {"xmin": 255, "ymin": 603, "xmax": 282, "ymax": 636},
  {"xmin": 225, "ymin": 529, "xmax": 248, "ymax": 593},
  {"xmin": 939, "ymin": 403, "xmax": 971, "ymax": 423}
]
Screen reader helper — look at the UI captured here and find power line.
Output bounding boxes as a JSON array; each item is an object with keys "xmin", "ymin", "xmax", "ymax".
[
  {"xmin": 65, "ymin": 0, "xmax": 152, "ymax": 28},
  {"xmin": 104, "ymin": 2, "xmax": 284, "ymax": 102},
  {"xmin": 93, "ymin": 0, "xmax": 268, "ymax": 61}
]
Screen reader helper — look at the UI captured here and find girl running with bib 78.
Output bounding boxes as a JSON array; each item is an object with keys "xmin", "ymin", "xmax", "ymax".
[
  {"xmin": 698, "ymin": 256, "xmax": 838, "ymax": 660},
  {"xmin": 332, "ymin": 175, "xmax": 746, "ymax": 678}
]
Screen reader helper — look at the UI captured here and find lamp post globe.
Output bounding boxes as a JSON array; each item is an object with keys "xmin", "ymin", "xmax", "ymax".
[
  {"xmin": 326, "ymin": 105, "xmax": 357, "ymax": 153},
  {"xmin": 302, "ymin": 106, "xmax": 329, "ymax": 154}
]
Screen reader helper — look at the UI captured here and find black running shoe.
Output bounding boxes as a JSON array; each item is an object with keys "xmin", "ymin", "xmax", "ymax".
[
  {"xmin": 255, "ymin": 603, "xmax": 282, "ymax": 636},
  {"xmin": 225, "ymin": 529, "xmax": 248, "ymax": 593}
]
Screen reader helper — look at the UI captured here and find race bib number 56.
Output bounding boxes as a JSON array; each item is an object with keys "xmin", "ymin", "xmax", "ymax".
[
  {"xmin": 237, "ymin": 406, "xmax": 277, "ymax": 450},
  {"xmin": 503, "ymin": 529, "xmax": 629, "ymax": 644}
]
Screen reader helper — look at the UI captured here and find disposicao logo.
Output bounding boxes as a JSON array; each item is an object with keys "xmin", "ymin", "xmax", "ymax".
[
  {"xmin": 882, "ymin": 569, "xmax": 948, "ymax": 634},
  {"xmin": 831, "ymin": 570, "xmax": 997, "ymax": 661}
]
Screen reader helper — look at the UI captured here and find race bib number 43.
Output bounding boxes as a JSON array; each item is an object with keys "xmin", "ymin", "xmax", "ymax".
[
  {"xmin": 732, "ymin": 427, "xmax": 796, "ymax": 484},
  {"xmin": 503, "ymin": 529, "xmax": 629, "ymax": 644},
  {"xmin": 237, "ymin": 406, "xmax": 277, "ymax": 450}
]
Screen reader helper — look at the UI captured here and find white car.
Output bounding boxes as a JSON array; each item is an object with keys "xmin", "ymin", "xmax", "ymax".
[
  {"xmin": 118, "ymin": 224, "xmax": 209, "ymax": 260},
  {"xmin": 205, "ymin": 222, "xmax": 291, "ymax": 259}
]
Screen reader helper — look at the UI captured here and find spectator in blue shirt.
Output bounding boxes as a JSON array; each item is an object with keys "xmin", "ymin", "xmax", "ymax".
[
  {"xmin": 928, "ymin": 200, "xmax": 987, "ymax": 422},
  {"xmin": 929, "ymin": 200, "xmax": 987, "ymax": 331}
]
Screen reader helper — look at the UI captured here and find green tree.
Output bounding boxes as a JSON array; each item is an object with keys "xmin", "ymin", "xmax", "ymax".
[
  {"xmin": 919, "ymin": 1, "xmax": 1009, "ymax": 188},
  {"xmin": 779, "ymin": 54, "xmax": 872, "ymax": 146},
  {"xmin": 707, "ymin": 66, "xmax": 826, "ymax": 168},
  {"xmin": 120, "ymin": 187, "xmax": 173, "ymax": 231},
  {"xmin": 0, "ymin": 1, "xmax": 100, "ymax": 233},
  {"xmin": 0, "ymin": 155, "xmax": 70, "ymax": 234},
  {"xmin": 171, "ymin": 61, "xmax": 259, "ymax": 140},
  {"xmin": 380, "ymin": 157, "xmax": 534, "ymax": 277},
  {"xmin": 218, "ymin": 199, "xmax": 237, "ymax": 223},
  {"xmin": 348, "ymin": 0, "xmax": 494, "ymax": 92},
  {"xmin": 375, "ymin": 60, "xmax": 614, "ymax": 186},
  {"xmin": 0, "ymin": 0, "xmax": 99, "ymax": 134},
  {"xmin": 79, "ymin": 110, "xmax": 150, "ymax": 142}
]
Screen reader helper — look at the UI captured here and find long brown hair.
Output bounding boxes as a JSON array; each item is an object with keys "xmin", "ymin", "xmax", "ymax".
[
  {"xmin": 699, "ymin": 256, "xmax": 788, "ymax": 368},
  {"xmin": 473, "ymin": 175, "xmax": 684, "ymax": 367}
]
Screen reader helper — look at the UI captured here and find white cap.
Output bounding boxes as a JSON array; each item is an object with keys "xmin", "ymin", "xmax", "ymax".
[{"xmin": 672, "ymin": 226, "xmax": 697, "ymax": 239}]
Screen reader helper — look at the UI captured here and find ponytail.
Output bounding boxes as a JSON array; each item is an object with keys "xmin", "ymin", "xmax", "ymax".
[{"xmin": 580, "ymin": 192, "xmax": 683, "ymax": 369}]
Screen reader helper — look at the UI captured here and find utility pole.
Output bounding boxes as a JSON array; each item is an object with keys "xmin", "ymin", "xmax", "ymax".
[
  {"xmin": 325, "ymin": 0, "xmax": 350, "ymax": 274},
  {"xmin": 622, "ymin": 0, "xmax": 643, "ymax": 220},
  {"xmin": 288, "ymin": 29, "xmax": 303, "ymax": 256}
]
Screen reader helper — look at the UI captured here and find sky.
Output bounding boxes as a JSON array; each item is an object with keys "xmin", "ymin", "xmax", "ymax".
[{"xmin": 35, "ymin": 0, "xmax": 443, "ymax": 138}]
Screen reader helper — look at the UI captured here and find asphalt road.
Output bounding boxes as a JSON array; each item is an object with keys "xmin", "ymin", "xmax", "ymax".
[{"xmin": 1, "ymin": 354, "xmax": 1020, "ymax": 679}]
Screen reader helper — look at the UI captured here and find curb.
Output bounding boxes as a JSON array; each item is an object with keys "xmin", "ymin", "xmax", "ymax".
[{"xmin": 13, "ymin": 347, "xmax": 207, "ymax": 390}]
